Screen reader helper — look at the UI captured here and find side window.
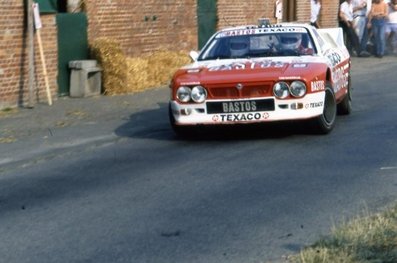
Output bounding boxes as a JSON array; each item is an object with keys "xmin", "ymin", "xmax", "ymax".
[{"xmin": 312, "ymin": 29, "xmax": 326, "ymax": 53}]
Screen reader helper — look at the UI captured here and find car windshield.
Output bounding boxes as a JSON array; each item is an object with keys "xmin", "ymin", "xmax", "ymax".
[{"xmin": 198, "ymin": 28, "xmax": 316, "ymax": 61}]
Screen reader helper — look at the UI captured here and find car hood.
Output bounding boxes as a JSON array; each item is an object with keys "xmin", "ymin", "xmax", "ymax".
[{"xmin": 173, "ymin": 57, "xmax": 327, "ymax": 85}]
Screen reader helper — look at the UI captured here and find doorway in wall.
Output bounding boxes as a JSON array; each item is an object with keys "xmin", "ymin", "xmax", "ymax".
[
  {"xmin": 56, "ymin": 0, "xmax": 88, "ymax": 96},
  {"xmin": 283, "ymin": 0, "xmax": 296, "ymax": 22},
  {"xmin": 197, "ymin": 0, "xmax": 218, "ymax": 49}
]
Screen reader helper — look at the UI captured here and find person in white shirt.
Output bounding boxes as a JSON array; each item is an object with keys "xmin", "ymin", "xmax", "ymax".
[
  {"xmin": 275, "ymin": 0, "xmax": 283, "ymax": 23},
  {"xmin": 339, "ymin": 0, "xmax": 371, "ymax": 56},
  {"xmin": 352, "ymin": 0, "xmax": 370, "ymax": 43},
  {"xmin": 310, "ymin": 0, "xmax": 321, "ymax": 28},
  {"xmin": 386, "ymin": 0, "xmax": 397, "ymax": 54}
]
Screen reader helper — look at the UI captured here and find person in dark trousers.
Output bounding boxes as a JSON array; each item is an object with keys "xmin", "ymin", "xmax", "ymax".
[
  {"xmin": 339, "ymin": 0, "xmax": 371, "ymax": 56},
  {"xmin": 368, "ymin": 0, "xmax": 388, "ymax": 58},
  {"xmin": 352, "ymin": 0, "xmax": 371, "ymax": 53}
]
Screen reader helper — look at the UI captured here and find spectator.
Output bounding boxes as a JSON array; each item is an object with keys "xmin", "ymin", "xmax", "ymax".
[
  {"xmin": 275, "ymin": 0, "xmax": 283, "ymax": 23},
  {"xmin": 368, "ymin": 0, "xmax": 388, "ymax": 58},
  {"xmin": 310, "ymin": 0, "xmax": 321, "ymax": 28},
  {"xmin": 352, "ymin": 0, "xmax": 371, "ymax": 52},
  {"xmin": 340, "ymin": 0, "xmax": 371, "ymax": 56},
  {"xmin": 386, "ymin": 0, "xmax": 397, "ymax": 54}
]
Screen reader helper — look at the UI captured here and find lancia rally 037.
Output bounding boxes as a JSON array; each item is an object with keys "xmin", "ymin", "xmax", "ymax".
[{"xmin": 169, "ymin": 21, "xmax": 352, "ymax": 136}]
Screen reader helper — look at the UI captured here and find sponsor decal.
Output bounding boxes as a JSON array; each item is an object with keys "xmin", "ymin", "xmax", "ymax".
[
  {"xmin": 187, "ymin": 69, "xmax": 201, "ymax": 73},
  {"xmin": 326, "ymin": 51, "xmax": 342, "ymax": 67},
  {"xmin": 207, "ymin": 99, "xmax": 275, "ymax": 114},
  {"xmin": 263, "ymin": 112, "xmax": 270, "ymax": 119},
  {"xmin": 311, "ymin": 80, "xmax": 325, "ymax": 92},
  {"xmin": 332, "ymin": 66, "xmax": 348, "ymax": 93},
  {"xmin": 251, "ymin": 60, "xmax": 285, "ymax": 69},
  {"xmin": 222, "ymin": 29, "xmax": 257, "ymax": 37},
  {"xmin": 279, "ymin": 76, "xmax": 301, "ymax": 80},
  {"xmin": 222, "ymin": 101, "xmax": 257, "ymax": 113},
  {"xmin": 212, "ymin": 115, "xmax": 220, "ymax": 122},
  {"xmin": 217, "ymin": 27, "xmax": 307, "ymax": 38},
  {"xmin": 305, "ymin": 101, "xmax": 323, "ymax": 108},
  {"xmin": 180, "ymin": 81, "xmax": 201, "ymax": 86},
  {"xmin": 292, "ymin": 63, "xmax": 308, "ymax": 68},
  {"xmin": 212, "ymin": 113, "xmax": 267, "ymax": 122},
  {"xmin": 208, "ymin": 60, "xmax": 285, "ymax": 71},
  {"xmin": 208, "ymin": 62, "xmax": 246, "ymax": 71}
]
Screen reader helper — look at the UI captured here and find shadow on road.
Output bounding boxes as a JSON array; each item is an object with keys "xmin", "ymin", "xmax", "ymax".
[{"xmin": 115, "ymin": 103, "xmax": 318, "ymax": 141}]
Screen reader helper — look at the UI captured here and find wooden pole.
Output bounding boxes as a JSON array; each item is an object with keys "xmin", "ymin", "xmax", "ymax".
[
  {"xmin": 27, "ymin": 0, "xmax": 35, "ymax": 108},
  {"xmin": 36, "ymin": 29, "xmax": 52, "ymax": 106},
  {"xmin": 33, "ymin": 2, "xmax": 52, "ymax": 106}
]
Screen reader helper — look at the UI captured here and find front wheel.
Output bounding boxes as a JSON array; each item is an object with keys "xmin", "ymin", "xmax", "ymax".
[{"xmin": 310, "ymin": 83, "xmax": 337, "ymax": 134}]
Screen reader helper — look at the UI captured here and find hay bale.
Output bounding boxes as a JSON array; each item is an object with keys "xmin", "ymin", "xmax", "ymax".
[
  {"xmin": 125, "ymin": 50, "xmax": 191, "ymax": 93},
  {"xmin": 126, "ymin": 57, "xmax": 149, "ymax": 92},
  {"xmin": 145, "ymin": 50, "xmax": 191, "ymax": 87},
  {"xmin": 91, "ymin": 38, "xmax": 128, "ymax": 95},
  {"xmin": 91, "ymin": 38, "xmax": 191, "ymax": 94}
]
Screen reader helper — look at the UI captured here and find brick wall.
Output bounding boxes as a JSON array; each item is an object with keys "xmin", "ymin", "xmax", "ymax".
[
  {"xmin": 0, "ymin": 0, "xmax": 341, "ymax": 110},
  {"xmin": 0, "ymin": 1, "xmax": 57, "ymax": 109},
  {"xmin": 85, "ymin": 0, "xmax": 198, "ymax": 57},
  {"xmin": 84, "ymin": 0, "xmax": 339, "ymax": 58},
  {"xmin": 216, "ymin": 0, "xmax": 339, "ymax": 32},
  {"xmin": 320, "ymin": 0, "xmax": 340, "ymax": 28},
  {"xmin": 217, "ymin": 0, "xmax": 272, "ymax": 28}
]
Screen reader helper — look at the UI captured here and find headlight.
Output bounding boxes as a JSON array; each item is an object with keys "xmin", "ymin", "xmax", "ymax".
[
  {"xmin": 289, "ymin": 81, "xmax": 306, "ymax": 97},
  {"xmin": 191, "ymin": 86, "xmax": 207, "ymax": 103},
  {"xmin": 176, "ymin": 86, "xmax": 191, "ymax": 102},
  {"xmin": 273, "ymin": 82, "xmax": 290, "ymax": 99}
]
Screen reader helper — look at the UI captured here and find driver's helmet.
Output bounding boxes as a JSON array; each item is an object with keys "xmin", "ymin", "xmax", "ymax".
[
  {"xmin": 229, "ymin": 36, "xmax": 249, "ymax": 57},
  {"xmin": 280, "ymin": 33, "xmax": 302, "ymax": 50}
]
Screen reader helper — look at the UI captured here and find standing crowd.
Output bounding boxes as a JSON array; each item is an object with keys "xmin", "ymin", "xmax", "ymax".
[
  {"xmin": 338, "ymin": 0, "xmax": 397, "ymax": 58},
  {"xmin": 310, "ymin": 0, "xmax": 397, "ymax": 58}
]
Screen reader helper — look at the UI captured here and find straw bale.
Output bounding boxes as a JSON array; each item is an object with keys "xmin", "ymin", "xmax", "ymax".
[
  {"xmin": 126, "ymin": 57, "xmax": 149, "ymax": 92},
  {"xmin": 91, "ymin": 38, "xmax": 128, "ymax": 95},
  {"xmin": 145, "ymin": 50, "xmax": 191, "ymax": 87},
  {"xmin": 91, "ymin": 38, "xmax": 191, "ymax": 95}
]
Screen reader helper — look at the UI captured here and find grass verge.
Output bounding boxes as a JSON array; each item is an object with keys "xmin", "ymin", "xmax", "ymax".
[{"xmin": 288, "ymin": 204, "xmax": 397, "ymax": 263}]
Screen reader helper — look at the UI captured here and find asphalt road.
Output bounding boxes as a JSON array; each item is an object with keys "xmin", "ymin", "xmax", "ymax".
[{"xmin": 0, "ymin": 57, "xmax": 397, "ymax": 263}]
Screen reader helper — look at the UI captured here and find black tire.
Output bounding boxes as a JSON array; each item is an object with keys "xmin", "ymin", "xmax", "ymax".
[
  {"xmin": 311, "ymin": 83, "xmax": 337, "ymax": 134},
  {"xmin": 337, "ymin": 74, "xmax": 352, "ymax": 115}
]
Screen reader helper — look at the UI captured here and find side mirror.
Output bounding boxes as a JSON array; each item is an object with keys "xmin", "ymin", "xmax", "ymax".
[{"xmin": 189, "ymin": 51, "xmax": 199, "ymax": 61}]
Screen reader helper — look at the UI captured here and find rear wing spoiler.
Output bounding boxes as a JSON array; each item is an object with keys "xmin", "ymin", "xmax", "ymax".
[{"xmin": 317, "ymin": 28, "xmax": 345, "ymax": 48}]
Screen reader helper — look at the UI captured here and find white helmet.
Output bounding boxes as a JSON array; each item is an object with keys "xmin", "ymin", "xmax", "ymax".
[
  {"xmin": 280, "ymin": 33, "xmax": 302, "ymax": 50},
  {"xmin": 229, "ymin": 37, "xmax": 249, "ymax": 57}
]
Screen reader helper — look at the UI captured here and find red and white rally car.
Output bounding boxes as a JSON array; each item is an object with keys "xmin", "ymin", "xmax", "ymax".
[{"xmin": 169, "ymin": 21, "xmax": 351, "ymax": 135}]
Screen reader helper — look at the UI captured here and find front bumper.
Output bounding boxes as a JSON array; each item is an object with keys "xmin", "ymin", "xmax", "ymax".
[{"xmin": 170, "ymin": 92, "xmax": 325, "ymax": 125}]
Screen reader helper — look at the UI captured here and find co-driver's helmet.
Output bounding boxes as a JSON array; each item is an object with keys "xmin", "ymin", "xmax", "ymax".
[
  {"xmin": 229, "ymin": 36, "xmax": 249, "ymax": 57},
  {"xmin": 280, "ymin": 33, "xmax": 302, "ymax": 50}
]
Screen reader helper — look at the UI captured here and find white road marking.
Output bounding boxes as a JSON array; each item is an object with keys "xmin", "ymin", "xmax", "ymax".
[{"xmin": 380, "ymin": 167, "xmax": 397, "ymax": 170}]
